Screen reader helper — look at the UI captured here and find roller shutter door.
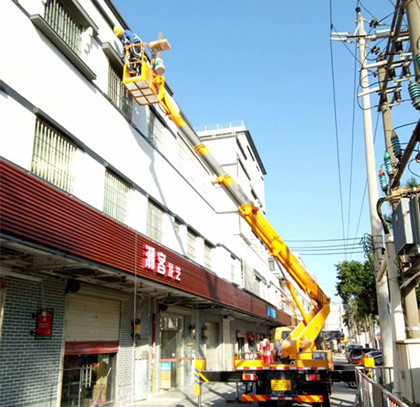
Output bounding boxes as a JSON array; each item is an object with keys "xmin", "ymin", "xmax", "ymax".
[{"xmin": 64, "ymin": 294, "xmax": 121, "ymax": 354}]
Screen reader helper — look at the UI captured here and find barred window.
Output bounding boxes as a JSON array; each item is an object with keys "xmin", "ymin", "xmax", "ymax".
[
  {"xmin": 187, "ymin": 229, "xmax": 197, "ymax": 261},
  {"xmin": 44, "ymin": 0, "xmax": 83, "ymax": 55},
  {"xmin": 147, "ymin": 201, "xmax": 164, "ymax": 242},
  {"xmin": 148, "ymin": 110, "xmax": 166, "ymax": 148},
  {"xmin": 104, "ymin": 171, "xmax": 129, "ymax": 223},
  {"xmin": 204, "ymin": 242, "xmax": 212, "ymax": 270},
  {"xmin": 32, "ymin": 118, "xmax": 76, "ymax": 193},
  {"xmin": 108, "ymin": 64, "xmax": 132, "ymax": 118}
]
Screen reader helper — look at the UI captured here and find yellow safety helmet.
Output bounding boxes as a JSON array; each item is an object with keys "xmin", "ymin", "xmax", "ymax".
[{"xmin": 113, "ymin": 26, "xmax": 123, "ymax": 37}]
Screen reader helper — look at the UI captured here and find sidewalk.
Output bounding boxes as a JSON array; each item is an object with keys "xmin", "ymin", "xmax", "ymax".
[
  {"xmin": 132, "ymin": 382, "xmax": 248, "ymax": 407},
  {"xmin": 131, "ymin": 356, "xmax": 352, "ymax": 407}
]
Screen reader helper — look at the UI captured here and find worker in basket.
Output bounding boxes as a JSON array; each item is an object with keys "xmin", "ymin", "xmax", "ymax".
[{"xmin": 114, "ymin": 26, "xmax": 143, "ymax": 75}]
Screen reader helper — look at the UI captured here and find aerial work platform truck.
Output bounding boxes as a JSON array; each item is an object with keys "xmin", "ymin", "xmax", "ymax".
[{"xmin": 120, "ymin": 37, "xmax": 355, "ymax": 407}]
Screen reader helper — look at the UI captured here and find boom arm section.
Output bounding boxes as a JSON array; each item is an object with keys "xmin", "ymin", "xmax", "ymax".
[{"xmin": 238, "ymin": 204, "xmax": 330, "ymax": 357}]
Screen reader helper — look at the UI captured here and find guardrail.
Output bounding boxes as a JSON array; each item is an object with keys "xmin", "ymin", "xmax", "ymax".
[{"xmin": 354, "ymin": 367, "xmax": 410, "ymax": 407}]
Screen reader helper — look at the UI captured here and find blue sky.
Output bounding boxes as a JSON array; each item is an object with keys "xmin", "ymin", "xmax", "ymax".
[{"xmin": 113, "ymin": 0, "xmax": 419, "ymax": 302}]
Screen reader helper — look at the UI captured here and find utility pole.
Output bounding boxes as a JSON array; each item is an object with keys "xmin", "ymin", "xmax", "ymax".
[
  {"xmin": 355, "ymin": 8, "xmax": 394, "ymax": 370},
  {"xmin": 376, "ymin": 63, "xmax": 405, "ymax": 397},
  {"xmin": 377, "ymin": 62, "xmax": 398, "ymax": 168},
  {"xmin": 406, "ymin": 0, "xmax": 420, "ymax": 82},
  {"xmin": 403, "ymin": 0, "xmax": 420, "ymax": 341}
]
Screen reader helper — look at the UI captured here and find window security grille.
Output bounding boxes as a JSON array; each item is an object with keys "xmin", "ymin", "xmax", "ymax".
[
  {"xmin": 44, "ymin": 0, "xmax": 83, "ymax": 55},
  {"xmin": 108, "ymin": 65, "xmax": 132, "ymax": 118},
  {"xmin": 148, "ymin": 110, "xmax": 166, "ymax": 149},
  {"xmin": 147, "ymin": 202, "xmax": 164, "ymax": 243},
  {"xmin": 177, "ymin": 137, "xmax": 210, "ymax": 197},
  {"xmin": 32, "ymin": 119, "xmax": 76, "ymax": 193},
  {"xmin": 204, "ymin": 242, "xmax": 212, "ymax": 269},
  {"xmin": 187, "ymin": 229, "xmax": 197, "ymax": 261},
  {"xmin": 104, "ymin": 171, "xmax": 129, "ymax": 223}
]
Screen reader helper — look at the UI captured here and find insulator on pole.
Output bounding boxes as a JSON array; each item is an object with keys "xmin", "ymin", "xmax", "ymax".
[
  {"xmin": 391, "ymin": 134, "xmax": 402, "ymax": 160},
  {"xmin": 394, "ymin": 90, "xmax": 401, "ymax": 102},
  {"xmin": 408, "ymin": 82, "xmax": 420, "ymax": 110},
  {"xmin": 416, "ymin": 54, "xmax": 420, "ymax": 71},
  {"xmin": 402, "ymin": 65, "xmax": 411, "ymax": 77},
  {"xmin": 394, "ymin": 40, "xmax": 403, "ymax": 53},
  {"xmin": 379, "ymin": 170, "xmax": 388, "ymax": 193},
  {"xmin": 384, "ymin": 152, "xmax": 395, "ymax": 175},
  {"xmin": 388, "ymin": 68, "xmax": 396, "ymax": 79}
]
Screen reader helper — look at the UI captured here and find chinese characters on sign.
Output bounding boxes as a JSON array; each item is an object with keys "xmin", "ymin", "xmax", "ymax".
[{"xmin": 143, "ymin": 244, "xmax": 181, "ymax": 281}]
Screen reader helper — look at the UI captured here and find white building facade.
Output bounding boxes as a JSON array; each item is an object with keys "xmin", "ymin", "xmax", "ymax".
[{"xmin": 0, "ymin": 1, "xmax": 290, "ymax": 406}]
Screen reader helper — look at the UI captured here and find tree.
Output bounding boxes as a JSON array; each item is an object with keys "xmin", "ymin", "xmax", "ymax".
[
  {"xmin": 335, "ymin": 260, "xmax": 378, "ymax": 343},
  {"xmin": 404, "ymin": 176, "xmax": 419, "ymax": 188}
]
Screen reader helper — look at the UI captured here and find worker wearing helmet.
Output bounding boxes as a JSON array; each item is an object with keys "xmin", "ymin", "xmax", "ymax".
[{"xmin": 114, "ymin": 26, "xmax": 142, "ymax": 75}]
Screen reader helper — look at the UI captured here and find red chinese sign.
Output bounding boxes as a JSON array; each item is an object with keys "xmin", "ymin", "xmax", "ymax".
[
  {"xmin": 35, "ymin": 310, "xmax": 53, "ymax": 339},
  {"xmin": 143, "ymin": 244, "xmax": 181, "ymax": 281}
]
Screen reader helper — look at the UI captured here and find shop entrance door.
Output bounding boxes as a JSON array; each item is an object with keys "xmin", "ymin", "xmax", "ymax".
[
  {"xmin": 61, "ymin": 354, "xmax": 114, "ymax": 407},
  {"xmin": 160, "ymin": 314, "xmax": 183, "ymax": 389},
  {"xmin": 205, "ymin": 321, "xmax": 220, "ymax": 370}
]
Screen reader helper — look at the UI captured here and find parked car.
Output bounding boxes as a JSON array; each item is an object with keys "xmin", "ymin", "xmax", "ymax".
[{"xmin": 348, "ymin": 347, "xmax": 376, "ymax": 364}]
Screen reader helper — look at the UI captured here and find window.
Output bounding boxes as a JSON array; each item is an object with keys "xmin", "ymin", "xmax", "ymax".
[
  {"xmin": 104, "ymin": 170, "xmax": 129, "ymax": 223},
  {"xmin": 255, "ymin": 275, "xmax": 262, "ymax": 296},
  {"xmin": 204, "ymin": 242, "xmax": 212, "ymax": 270},
  {"xmin": 187, "ymin": 229, "xmax": 197, "ymax": 261},
  {"xmin": 148, "ymin": 110, "xmax": 167, "ymax": 149},
  {"xmin": 108, "ymin": 64, "xmax": 132, "ymax": 118},
  {"xmin": 32, "ymin": 118, "xmax": 76, "ymax": 193},
  {"xmin": 44, "ymin": 0, "xmax": 84, "ymax": 55},
  {"xmin": 177, "ymin": 136, "xmax": 210, "ymax": 191},
  {"xmin": 147, "ymin": 201, "xmax": 164, "ymax": 242},
  {"xmin": 31, "ymin": 0, "xmax": 97, "ymax": 80}
]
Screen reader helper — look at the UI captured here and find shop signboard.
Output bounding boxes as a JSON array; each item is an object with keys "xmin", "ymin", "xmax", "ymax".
[{"xmin": 143, "ymin": 244, "xmax": 181, "ymax": 281}]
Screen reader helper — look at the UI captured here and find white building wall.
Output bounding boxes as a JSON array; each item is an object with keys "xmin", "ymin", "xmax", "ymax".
[
  {"xmin": 325, "ymin": 302, "xmax": 343, "ymax": 332},
  {"xmin": 0, "ymin": 93, "xmax": 35, "ymax": 171},
  {"xmin": 73, "ymin": 151, "xmax": 106, "ymax": 211},
  {"xmin": 0, "ymin": 0, "xmax": 284, "ymax": 306}
]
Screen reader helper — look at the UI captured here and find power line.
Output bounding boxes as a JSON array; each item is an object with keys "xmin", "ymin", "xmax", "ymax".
[
  {"xmin": 286, "ymin": 237, "xmax": 364, "ymax": 242},
  {"xmin": 293, "ymin": 251, "xmax": 365, "ymax": 256},
  {"xmin": 290, "ymin": 243, "xmax": 364, "ymax": 250},
  {"xmin": 346, "ymin": 41, "xmax": 358, "ymax": 251}
]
